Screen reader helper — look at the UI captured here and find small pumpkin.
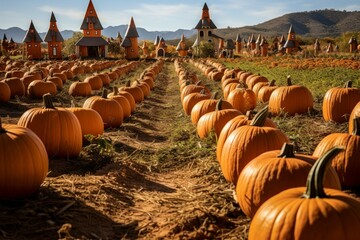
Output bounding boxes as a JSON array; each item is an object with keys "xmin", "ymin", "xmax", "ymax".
[
  {"xmin": 0, "ymin": 117, "xmax": 48, "ymax": 198},
  {"xmin": 0, "ymin": 81, "xmax": 11, "ymax": 102},
  {"xmin": 227, "ymin": 85, "xmax": 257, "ymax": 113},
  {"xmin": 1, "ymin": 77, "xmax": 25, "ymax": 98},
  {"xmin": 257, "ymin": 80, "xmax": 277, "ymax": 103},
  {"xmin": 119, "ymin": 80, "xmax": 144, "ymax": 103},
  {"xmin": 18, "ymin": 94, "xmax": 83, "ymax": 158},
  {"xmin": 249, "ymin": 147, "xmax": 360, "ymax": 240},
  {"xmin": 84, "ymin": 75, "xmax": 103, "ymax": 91},
  {"xmin": 68, "ymin": 81, "xmax": 92, "ymax": 97},
  {"xmin": 182, "ymin": 89, "xmax": 211, "ymax": 115},
  {"xmin": 236, "ymin": 143, "xmax": 341, "ymax": 218},
  {"xmin": 108, "ymin": 87, "xmax": 132, "ymax": 119},
  {"xmin": 322, "ymin": 81, "xmax": 360, "ymax": 123},
  {"xmin": 190, "ymin": 97, "xmax": 233, "ymax": 124}
]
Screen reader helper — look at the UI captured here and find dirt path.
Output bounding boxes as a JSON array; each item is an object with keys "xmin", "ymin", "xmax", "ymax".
[{"xmin": 0, "ymin": 61, "xmax": 249, "ymax": 240}]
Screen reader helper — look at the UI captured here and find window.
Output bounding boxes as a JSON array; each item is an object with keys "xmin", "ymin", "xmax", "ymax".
[
  {"xmin": 28, "ymin": 44, "xmax": 31, "ymax": 48},
  {"xmin": 208, "ymin": 39, "xmax": 212, "ymax": 43},
  {"xmin": 209, "ymin": 31, "xmax": 212, "ymax": 36},
  {"xmin": 52, "ymin": 24, "xmax": 55, "ymax": 27},
  {"xmin": 200, "ymin": 31, "xmax": 204, "ymax": 37},
  {"xmin": 95, "ymin": 31, "xmax": 98, "ymax": 35},
  {"xmin": 87, "ymin": 31, "xmax": 90, "ymax": 35},
  {"xmin": 35, "ymin": 44, "xmax": 37, "ymax": 47}
]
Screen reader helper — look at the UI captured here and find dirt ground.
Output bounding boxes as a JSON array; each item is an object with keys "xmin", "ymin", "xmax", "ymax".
[{"xmin": 0, "ymin": 61, "xmax": 249, "ymax": 240}]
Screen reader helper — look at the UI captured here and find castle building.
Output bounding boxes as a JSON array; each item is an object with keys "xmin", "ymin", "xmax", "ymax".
[
  {"xmin": 176, "ymin": 34, "xmax": 189, "ymax": 57},
  {"xmin": 235, "ymin": 34, "xmax": 242, "ymax": 54},
  {"xmin": 282, "ymin": 25, "xmax": 301, "ymax": 54},
  {"xmin": 23, "ymin": 21, "xmax": 43, "ymax": 59},
  {"xmin": 44, "ymin": 12, "xmax": 64, "ymax": 59},
  {"xmin": 75, "ymin": 0, "xmax": 108, "ymax": 58},
  {"xmin": 121, "ymin": 17, "xmax": 140, "ymax": 60},
  {"xmin": 156, "ymin": 37, "xmax": 167, "ymax": 58}
]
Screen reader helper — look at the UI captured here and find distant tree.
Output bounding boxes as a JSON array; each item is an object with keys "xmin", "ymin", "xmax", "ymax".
[
  {"xmin": 194, "ymin": 41, "xmax": 215, "ymax": 57},
  {"xmin": 62, "ymin": 32, "xmax": 83, "ymax": 57}
]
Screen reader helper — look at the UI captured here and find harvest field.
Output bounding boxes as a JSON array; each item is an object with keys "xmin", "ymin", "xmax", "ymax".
[{"xmin": 1, "ymin": 54, "xmax": 360, "ymax": 239}]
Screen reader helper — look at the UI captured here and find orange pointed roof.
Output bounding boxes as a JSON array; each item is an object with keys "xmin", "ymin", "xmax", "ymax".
[
  {"xmin": 44, "ymin": 12, "xmax": 64, "ymax": 42},
  {"xmin": 80, "ymin": 0, "xmax": 103, "ymax": 30},
  {"xmin": 195, "ymin": 2, "xmax": 217, "ymax": 29}
]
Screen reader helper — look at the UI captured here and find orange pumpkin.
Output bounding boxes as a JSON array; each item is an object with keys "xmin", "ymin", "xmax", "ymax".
[
  {"xmin": 0, "ymin": 118, "xmax": 48, "ymax": 198},
  {"xmin": 18, "ymin": 94, "xmax": 83, "ymax": 158},
  {"xmin": 182, "ymin": 89, "xmax": 211, "ymax": 115},
  {"xmin": 220, "ymin": 106, "xmax": 290, "ymax": 185},
  {"xmin": 28, "ymin": 80, "xmax": 57, "ymax": 98},
  {"xmin": 0, "ymin": 81, "xmax": 11, "ymax": 102},
  {"xmin": 68, "ymin": 81, "xmax": 92, "ymax": 97},
  {"xmin": 227, "ymin": 86, "xmax": 257, "ymax": 113},
  {"xmin": 190, "ymin": 98, "xmax": 233, "ymax": 124},
  {"xmin": 349, "ymin": 101, "xmax": 360, "ymax": 133},
  {"xmin": 236, "ymin": 143, "xmax": 341, "ymax": 218},
  {"xmin": 249, "ymin": 147, "xmax": 360, "ymax": 240},
  {"xmin": 108, "ymin": 88, "xmax": 132, "ymax": 119},
  {"xmin": 119, "ymin": 81, "xmax": 144, "ymax": 103},
  {"xmin": 257, "ymin": 80, "xmax": 277, "ymax": 103},
  {"xmin": 2, "ymin": 77, "xmax": 25, "ymax": 98},
  {"xmin": 322, "ymin": 81, "xmax": 360, "ymax": 123}
]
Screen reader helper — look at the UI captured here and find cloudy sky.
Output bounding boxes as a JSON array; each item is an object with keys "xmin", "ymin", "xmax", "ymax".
[{"xmin": 0, "ymin": 0, "xmax": 359, "ymax": 32}]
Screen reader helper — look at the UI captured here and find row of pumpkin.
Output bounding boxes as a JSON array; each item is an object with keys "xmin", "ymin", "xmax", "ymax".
[
  {"xmin": 175, "ymin": 58, "xmax": 360, "ymax": 239},
  {"xmin": 0, "ymin": 60, "xmax": 164, "ymax": 199}
]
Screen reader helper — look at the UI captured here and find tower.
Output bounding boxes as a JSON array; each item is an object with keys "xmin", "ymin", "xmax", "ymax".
[
  {"xmin": 44, "ymin": 12, "xmax": 64, "ymax": 59},
  {"xmin": 235, "ymin": 34, "xmax": 242, "ymax": 54},
  {"xmin": 75, "ymin": 0, "xmax": 108, "ymax": 58},
  {"xmin": 23, "ymin": 21, "xmax": 43, "ymax": 59},
  {"xmin": 195, "ymin": 3, "xmax": 217, "ymax": 43},
  {"xmin": 121, "ymin": 17, "xmax": 140, "ymax": 60},
  {"xmin": 282, "ymin": 25, "xmax": 301, "ymax": 54},
  {"xmin": 176, "ymin": 34, "xmax": 189, "ymax": 57}
]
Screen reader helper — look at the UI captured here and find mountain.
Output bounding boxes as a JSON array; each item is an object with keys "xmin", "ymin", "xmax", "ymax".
[
  {"xmin": 0, "ymin": 9, "xmax": 359, "ymax": 43},
  {"xmin": 215, "ymin": 9, "xmax": 360, "ymax": 40}
]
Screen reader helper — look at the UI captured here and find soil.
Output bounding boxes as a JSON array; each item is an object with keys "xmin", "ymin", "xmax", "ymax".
[{"xmin": 0, "ymin": 61, "xmax": 249, "ymax": 240}]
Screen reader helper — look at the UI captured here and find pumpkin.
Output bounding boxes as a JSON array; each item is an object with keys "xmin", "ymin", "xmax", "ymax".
[
  {"xmin": 269, "ymin": 76, "xmax": 313, "ymax": 116},
  {"xmin": 237, "ymin": 143, "xmax": 341, "ymax": 218},
  {"xmin": 0, "ymin": 118, "xmax": 48, "ymax": 198},
  {"xmin": 180, "ymin": 81, "xmax": 210, "ymax": 102},
  {"xmin": 190, "ymin": 98, "xmax": 233, "ymax": 124},
  {"xmin": 313, "ymin": 117, "xmax": 360, "ymax": 188},
  {"xmin": 246, "ymin": 74, "xmax": 268, "ymax": 90},
  {"xmin": 119, "ymin": 80, "xmax": 144, "ymax": 103},
  {"xmin": 132, "ymin": 80, "xmax": 151, "ymax": 98},
  {"xmin": 68, "ymin": 81, "xmax": 92, "ymax": 97},
  {"xmin": 182, "ymin": 89, "xmax": 211, "ymax": 115},
  {"xmin": 108, "ymin": 87, "xmax": 132, "ymax": 119},
  {"xmin": 0, "ymin": 81, "xmax": 11, "ymax": 102},
  {"xmin": 97, "ymin": 73, "xmax": 111, "ymax": 86},
  {"xmin": 322, "ymin": 81, "xmax": 360, "ymax": 123},
  {"xmin": 227, "ymin": 86, "xmax": 257, "ymax": 113},
  {"xmin": 141, "ymin": 76, "xmax": 155, "ymax": 90},
  {"xmin": 257, "ymin": 80, "xmax": 277, "ymax": 103},
  {"xmin": 1, "ymin": 77, "xmax": 25, "ymax": 98},
  {"xmin": 216, "ymin": 111, "xmax": 276, "ymax": 162},
  {"xmin": 84, "ymin": 75, "xmax": 103, "ymax": 91},
  {"xmin": 117, "ymin": 89, "xmax": 136, "ymax": 113},
  {"xmin": 46, "ymin": 76, "xmax": 63, "ymax": 91},
  {"xmin": 349, "ymin": 101, "xmax": 360, "ymax": 133},
  {"xmin": 220, "ymin": 106, "xmax": 290, "ymax": 185},
  {"xmin": 196, "ymin": 99, "xmax": 242, "ymax": 139},
  {"xmin": 68, "ymin": 102, "xmax": 104, "ymax": 139},
  {"xmin": 28, "ymin": 80, "xmax": 57, "ymax": 98},
  {"xmin": 249, "ymin": 147, "xmax": 360, "ymax": 240},
  {"xmin": 83, "ymin": 89, "xmax": 124, "ymax": 129},
  {"xmin": 221, "ymin": 77, "xmax": 240, "ymax": 90},
  {"xmin": 18, "ymin": 94, "xmax": 83, "ymax": 158}
]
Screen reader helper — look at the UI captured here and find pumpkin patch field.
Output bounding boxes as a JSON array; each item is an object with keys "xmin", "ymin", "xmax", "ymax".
[{"xmin": 1, "ymin": 55, "xmax": 360, "ymax": 239}]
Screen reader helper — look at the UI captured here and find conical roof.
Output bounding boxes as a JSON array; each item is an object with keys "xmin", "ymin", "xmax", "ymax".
[
  {"xmin": 203, "ymin": 3, "xmax": 209, "ymax": 10},
  {"xmin": 154, "ymin": 35, "xmax": 160, "ymax": 46},
  {"xmin": 123, "ymin": 17, "xmax": 139, "ymax": 38},
  {"xmin": 3, "ymin": 33, "xmax": 7, "ymax": 41},
  {"xmin": 23, "ymin": 20, "xmax": 43, "ymax": 43},
  {"xmin": 44, "ymin": 12, "xmax": 64, "ymax": 42},
  {"xmin": 80, "ymin": 0, "xmax": 103, "ymax": 30},
  {"xmin": 235, "ymin": 34, "xmax": 241, "ymax": 42},
  {"xmin": 50, "ymin": 11, "xmax": 57, "ymax": 22},
  {"xmin": 176, "ymin": 34, "xmax": 188, "ymax": 51}
]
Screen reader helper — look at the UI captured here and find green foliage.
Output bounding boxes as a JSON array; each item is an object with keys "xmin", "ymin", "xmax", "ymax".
[
  {"xmin": 62, "ymin": 32, "xmax": 83, "ymax": 57},
  {"xmin": 194, "ymin": 41, "xmax": 215, "ymax": 58}
]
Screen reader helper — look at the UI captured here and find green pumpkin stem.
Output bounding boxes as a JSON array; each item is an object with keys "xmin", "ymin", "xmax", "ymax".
[
  {"xmin": 250, "ymin": 106, "xmax": 269, "ymax": 127},
  {"xmin": 277, "ymin": 143, "xmax": 295, "ymax": 158},
  {"xmin": 42, "ymin": 93, "xmax": 55, "ymax": 109},
  {"xmin": 352, "ymin": 117, "xmax": 360, "ymax": 136},
  {"xmin": 216, "ymin": 99, "xmax": 223, "ymax": 111},
  {"xmin": 344, "ymin": 81, "xmax": 352, "ymax": 88},
  {"xmin": 303, "ymin": 146, "xmax": 344, "ymax": 199},
  {"xmin": 101, "ymin": 89, "xmax": 108, "ymax": 98},
  {"xmin": 286, "ymin": 76, "xmax": 292, "ymax": 86}
]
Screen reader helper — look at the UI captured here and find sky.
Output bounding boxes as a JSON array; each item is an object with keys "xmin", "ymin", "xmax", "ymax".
[{"xmin": 0, "ymin": 0, "xmax": 359, "ymax": 32}]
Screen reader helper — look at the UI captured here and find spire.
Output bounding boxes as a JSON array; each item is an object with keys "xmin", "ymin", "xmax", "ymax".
[
  {"xmin": 288, "ymin": 24, "xmax": 295, "ymax": 34},
  {"xmin": 154, "ymin": 35, "xmax": 160, "ymax": 46},
  {"xmin": 236, "ymin": 34, "xmax": 241, "ymax": 42},
  {"xmin": 80, "ymin": 0, "xmax": 103, "ymax": 30},
  {"xmin": 195, "ymin": 2, "xmax": 217, "ymax": 29},
  {"xmin": 23, "ymin": 20, "xmax": 43, "ymax": 43},
  {"xmin": 203, "ymin": 3, "xmax": 209, "ymax": 10},
  {"xmin": 3, "ymin": 34, "xmax": 7, "ymax": 41},
  {"xmin": 124, "ymin": 17, "xmax": 139, "ymax": 38},
  {"xmin": 176, "ymin": 34, "xmax": 188, "ymax": 51},
  {"xmin": 50, "ymin": 11, "xmax": 57, "ymax": 22}
]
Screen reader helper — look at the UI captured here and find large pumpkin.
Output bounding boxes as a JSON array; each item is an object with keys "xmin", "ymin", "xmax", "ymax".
[
  {"xmin": 269, "ymin": 76, "xmax": 313, "ymax": 116},
  {"xmin": 249, "ymin": 147, "xmax": 360, "ymax": 240},
  {"xmin": 237, "ymin": 143, "xmax": 341, "ymax": 218},
  {"xmin": 313, "ymin": 117, "xmax": 360, "ymax": 188},
  {"xmin": 68, "ymin": 81, "xmax": 92, "ymax": 97},
  {"xmin": 107, "ymin": 88, "xmax": 132, "ymax": 119},
  {"xmin": 182, "ymin": 89, "xmax": 211, "ymax": 115},
  {"xmin": 18, "ymin": 94, "xmax": 83, "ymax": 158},
  {"xmin": 190, "ymin": 98, "xmax": 233, "ymax": 124},
  {"xmin": 83, "ymin": 89, "xmax": 124, "ymax": 129},
  {"xmin": 0, "ymin": 118, "xmax": 48, "ymax": 198},
  {"xmin": 27, "ymin": 80, "xmax": 57, "ymax": 99},
  {"xmin": 322, "ymin": 81, "xmax": 360, "ymax": 123},
  {"xmin": 226, "ymin": 86, "xmax": 257, "ymax": 113},
  {"xmin": 220, "ymin": 106, "xmax": 290, "ymax": 185}
]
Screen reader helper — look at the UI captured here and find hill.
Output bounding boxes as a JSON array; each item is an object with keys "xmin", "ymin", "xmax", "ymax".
[
  {"xmin": 215, "ymin": 9, "xmax": 360, "ymax": 40},
  {"xmin": 0, "ymin": 9, "xmax": 359, "ymax": 43}
]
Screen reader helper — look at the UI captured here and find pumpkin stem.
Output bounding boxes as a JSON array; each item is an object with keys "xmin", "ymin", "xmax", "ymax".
[
  {"xmin": 303, "ymin": 146, "xmax": 344, "ymax": 199},
  {"xmin": 125, "ymin": 80, "xmax": 131, "ymax": 87},
  {"xmin": 286, "ymin": 76, "xmax": 292, "ymax": 86},
  {"xmin": 344, "ymin": 81, "xmax": 352, "ymax": 88},
  {"xmin": 101, "ymin": 88, "xmax": 108, "ymax": 99},
  {"xmin": 42, "ymin": 93, "xmax": 56, "ymax": 109},
  {"xmin": 351, "ymin": 117, "xmax": 360, "ymax": 136},
  {"xmin": 245, "ymin": 110, "xmax": 253, "ymax": 119},
  {"xmin": 269, "ymin": 80, "xmax": 276, "ymax": 86},
  {"xmin": 250, "ymin": 106, "xmax": 269, "ymax": 127},
  {"xmin": 277, "ymin": 143, "xmax": 295, "ymax": 158},
  {"xmin": 211, "ymin": 91, "xmax": 218, "ymax": 99},
  {"xmin": 216, "ymin": 99, "xmax": 223, "ymax": 111},
  {"xmin": 113, "ymin": 87, "xmax": 119, "ymax": 95}
]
